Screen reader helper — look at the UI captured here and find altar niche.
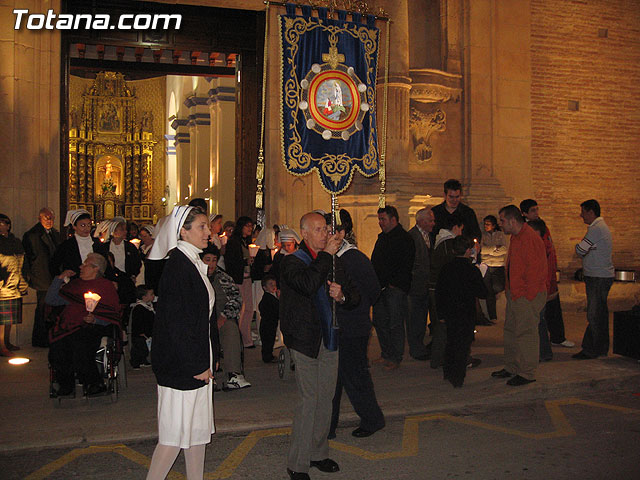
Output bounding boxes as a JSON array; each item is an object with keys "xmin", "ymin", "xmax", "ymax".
[{"xmin": 68, "ymin": 71, "xmax": 156, "ymax": 223}]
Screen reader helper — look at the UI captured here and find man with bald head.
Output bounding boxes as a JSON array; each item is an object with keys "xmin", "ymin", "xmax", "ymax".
[
  {"xmin": 22, "ymin": 207, "xmax": 61, "ymax": 347},
  {"xmin": 280, "ymin": 212, "xmax": 360, "ymax": 480},
  {"xmin": 407, "ymin": 208, "xmax": 436, "ymax": 360}
]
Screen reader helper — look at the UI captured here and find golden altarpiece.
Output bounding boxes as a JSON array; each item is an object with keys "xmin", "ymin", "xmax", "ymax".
[{"xmin": 68, "ymin": 72, "xmax": 156, "ymax": 222}]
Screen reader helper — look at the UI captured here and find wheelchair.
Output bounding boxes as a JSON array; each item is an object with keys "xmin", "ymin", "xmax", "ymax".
[
  {"xmin": 277, "ymin": 346, "xmax": 295, "ymax": 380},
  {"xmin": 49, "ymin": 322, "xmax": 125, "ymax": 405}
]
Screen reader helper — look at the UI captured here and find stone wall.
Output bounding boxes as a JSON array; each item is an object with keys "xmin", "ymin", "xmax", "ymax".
[
  {"xmin": 0, "ymin": 0, "xmax": 61, "ymax": 236},
  {"xmin": 530, "ymin": 0, "xmax": 640, "ymax": 273}
]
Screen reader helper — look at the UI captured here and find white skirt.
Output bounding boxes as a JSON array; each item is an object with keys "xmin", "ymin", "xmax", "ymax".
[{"xmin": 157, "ymin": 381, "xmax": 215, "ymax": 448}]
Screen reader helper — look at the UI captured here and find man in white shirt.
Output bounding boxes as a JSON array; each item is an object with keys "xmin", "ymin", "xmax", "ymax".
[{"xmin": 573, "ymin": 199, "xmax": 614, "ymax": 360}]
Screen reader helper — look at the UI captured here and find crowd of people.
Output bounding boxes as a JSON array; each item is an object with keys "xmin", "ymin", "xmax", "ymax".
[{"xmin": 0, "ymin": 180, "xmax": 616, "ymax": 480}]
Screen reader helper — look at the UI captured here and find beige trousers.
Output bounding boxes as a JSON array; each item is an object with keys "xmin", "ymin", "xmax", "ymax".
[{"xmin": 504, "ymin": 291, "xmax": 547, "ymax": 380}]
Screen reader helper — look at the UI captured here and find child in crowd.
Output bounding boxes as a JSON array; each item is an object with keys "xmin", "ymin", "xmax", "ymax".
[
  {"xmin": 130, "ymin": 285, "xmax": 155, "ymax": 369},
  {"xmin": 436, "ymin": 236, "xmax": 487, "ymax": 388},
  {"xmin": 258, "ymin": 275, "xmax": 280, "ymax": 363}
]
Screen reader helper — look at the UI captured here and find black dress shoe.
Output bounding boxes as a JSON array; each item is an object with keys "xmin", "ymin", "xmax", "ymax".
[
  {"xmin": 352, "ymin": 427, "xmax": 380, "ymax": 438},
  {"xmin": 310, "ymin": 458, "xmax": 340, "ymax": 473},
  {"xmin": 506, "ymin": 375, "xmax": 536, "ymax": 386},
  {"xmin": 287, "ymin": 468, "xmax": 310, "ymax": 480},
  {"xmin": 572, "ymin": 351, "xmax": 594, "ymax": 360},
  {"xmin": 491, "ymin": 368, "xmax": 513, "ymax": 378}
]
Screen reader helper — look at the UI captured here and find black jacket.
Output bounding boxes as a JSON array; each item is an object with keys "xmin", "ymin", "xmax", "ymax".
[
  {"xmin": 224, "ymin": 235, "xmax": 251, "ymax": 284},
  {"xmin": 431, "ymin": 202, "xmax": 482, "ymax": 245},
  {"xmin": 435, "ymin": 256, "xmax": 487, "ymax": 325},
  {"xmin": 251, "ymin": 248, "xmax": 273, "ymax": 281},
  {"xmin": 22, "ymin": 223, "xmax": 61, "ymax": 291},
  {"xmin": 336, "ymin": 247, "xmax": 380, "ymax": 337},
  {"xmin": 97, "ymin": 239, "xmax": 142, "ymax": 277},
  {"xmin": 258, "ymin": 291, "xmax": 279, "ymax": 326},
  {"xmin": 370, "ymin": 224, "xmax": 415, "ymax": 294},
  {"xmin": 51, "ymin": 236, "xmax": 102, "ymax": 276},
  {"xmin": 151, "ymin": 248, "xmax": 220, "ymax": 390},
  {"xmin": 280, "ymin": 241, "xmax": 360, "ymax": 358}
]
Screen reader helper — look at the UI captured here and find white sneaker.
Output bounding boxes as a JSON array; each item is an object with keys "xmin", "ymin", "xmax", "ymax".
[
  {"xmin": 552, "ymin": 340, "xmax": 575, "ymax": 348},
  {"xmin": 225, "ymin": 373, "xmax": 251, "ymax": 390}
]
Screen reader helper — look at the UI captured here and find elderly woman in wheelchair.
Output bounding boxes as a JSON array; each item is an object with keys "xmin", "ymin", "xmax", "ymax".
[{"xmin": 46, "ymin": 252, "xmax": 122, "ymax": 397}]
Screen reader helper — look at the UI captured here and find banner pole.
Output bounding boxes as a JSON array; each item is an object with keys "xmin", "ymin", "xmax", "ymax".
[
  {"xmin": 379, "ymin": 16, "xmax": 391, "ymax": 208},
  {"xmin": 331, "ymin": 193, "xmax": 339, "ymax": 329},
  {"xmin": 255, "ymin": 2, "xmax": 270, "ymax": 216}
]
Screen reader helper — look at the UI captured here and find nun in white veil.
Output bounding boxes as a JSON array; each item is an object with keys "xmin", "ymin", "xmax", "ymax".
[{"xmin": 146, "ymin": 206, "xmax": 218, "ymax": 480}]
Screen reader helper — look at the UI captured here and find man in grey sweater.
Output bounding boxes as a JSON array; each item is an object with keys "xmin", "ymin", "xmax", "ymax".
[{"xmin": 573, "ymin": 199, "xmax": 614, "ymax": 360}]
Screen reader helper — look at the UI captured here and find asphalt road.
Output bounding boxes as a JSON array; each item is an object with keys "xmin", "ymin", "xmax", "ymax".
[{"xmin": 4, "ymin": 390, "xmax": 640, "ymax": 480}]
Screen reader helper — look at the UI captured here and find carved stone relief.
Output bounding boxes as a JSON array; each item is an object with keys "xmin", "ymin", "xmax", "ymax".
[{"xmin": 409, "ymin": 106, "xmax": 446, "ymax": 164}]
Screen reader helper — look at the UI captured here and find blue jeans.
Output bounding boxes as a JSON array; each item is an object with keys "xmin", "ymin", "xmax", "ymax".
[
  {"xmin": 372, "ymin": 286, "xmax": 408, "ymax": 364},
  {"xmin": 582, "ymin": 276, "xmax": 614, "ymax": 357}
]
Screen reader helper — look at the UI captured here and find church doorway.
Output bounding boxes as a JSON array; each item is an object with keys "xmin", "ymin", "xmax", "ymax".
[{"xmin": 61, "ymin": 0, "xmax": 264, "ymax": 226}]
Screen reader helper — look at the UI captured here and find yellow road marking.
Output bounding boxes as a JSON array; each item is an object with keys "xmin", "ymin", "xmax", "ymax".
[
  {"xmin": 25, "ymin": 398, "xmax": 640, "ymax": 479},
  {"xmin": 25, "ymin": 444, "xmax": 184, "ymax": 480}
]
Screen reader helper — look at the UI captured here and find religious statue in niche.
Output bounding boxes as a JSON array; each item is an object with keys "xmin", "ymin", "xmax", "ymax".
[
  {"xmin": 98, "ymin": 102, "xmax": 121, "ymax": 133},
  {"xmin": 69, "ymin": 106, "xmax": 80, "ymax": 130},
  {"xmin": 141, "ymin": 111, "xmax": 154, "ymax": 132},
  {"xmin": 96, "ymin": 156, "xmax": 122, "ymax": 195}
]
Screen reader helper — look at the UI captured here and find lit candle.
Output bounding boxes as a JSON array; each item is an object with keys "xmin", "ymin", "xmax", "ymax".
[
  {"xmin": 84, "ymin": 292, "xmax": 102, "ymax": 312},
  {"xmin": 248, "ymin": 244, "xmax": 259, "ymax": 257},
  {"xmin": 219, "ymin": 233, "xmax": 228, "ymax": 246}
]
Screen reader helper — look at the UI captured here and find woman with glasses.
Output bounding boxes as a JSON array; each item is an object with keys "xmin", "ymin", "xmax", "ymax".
[{"xmin": 45, "ymin": 252, "xmax": 121, "ymax": 396}]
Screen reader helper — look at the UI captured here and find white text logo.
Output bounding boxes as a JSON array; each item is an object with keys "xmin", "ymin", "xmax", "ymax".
[{"xmin": 13, "ymin": 9, "xmax": 182, "ymax": 30}]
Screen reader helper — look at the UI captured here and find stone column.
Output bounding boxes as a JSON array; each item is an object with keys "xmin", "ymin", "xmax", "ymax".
[
  {"xmin": 185, "ymin": 95, "xmax": 211, "ymax": 202},
  {"xmin": 172, "ymin": 118, "xmax": 191, "ymax": 204},
  {"xmin": 462, "ymin": 0, "xmax": 514, "ymax": 220},
  {"xmin": 1, "ymin": 0, "xmax": 61, "ymax": 345},
  {"xmin": 208, "ymin": 78, "xmax": 236, "ymax": 219},
  {"xmin": 378, "ymin": 0, "xmax": 411, "ymax": 182}
]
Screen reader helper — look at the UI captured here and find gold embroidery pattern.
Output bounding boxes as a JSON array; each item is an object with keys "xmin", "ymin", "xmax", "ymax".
[{"xmin": 280, "ymin": 15, "xmax": 379, "ymax": 194}]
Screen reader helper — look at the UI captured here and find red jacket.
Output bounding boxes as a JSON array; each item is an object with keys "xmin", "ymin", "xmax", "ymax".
[{"xmin": 505, "ymin": 223, "xmax": 548, "ymax": 301}]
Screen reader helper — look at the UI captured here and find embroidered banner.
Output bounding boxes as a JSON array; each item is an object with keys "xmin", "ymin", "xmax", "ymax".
[{"xmin": 280, "ymin": 4, "xmax": 380, "ymax": 194}]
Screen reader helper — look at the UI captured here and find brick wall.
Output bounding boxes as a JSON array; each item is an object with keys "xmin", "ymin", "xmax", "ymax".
[{"xmin": 530, "ymin": 0, "xmax": 640, "ymax": 274}]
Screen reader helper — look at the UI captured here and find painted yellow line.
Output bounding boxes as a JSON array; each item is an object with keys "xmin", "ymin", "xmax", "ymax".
[
  {"xmin": 25, "ymin": 444, "xmax": 185, "ymax": 480},
  {"xmin": 205, "ymin": 427, "xmax": 291, "ymax": 479},
  {"xmin": 24, "ymin": 398, "xmax": 640, "ymax": 479}
]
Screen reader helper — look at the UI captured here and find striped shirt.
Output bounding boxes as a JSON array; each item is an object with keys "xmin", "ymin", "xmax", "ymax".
[{"xmin": 575, "ymin": 217, "xmax": 614, "ymax": 278}]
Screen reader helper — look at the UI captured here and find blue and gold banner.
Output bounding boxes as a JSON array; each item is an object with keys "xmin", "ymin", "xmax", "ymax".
[{"xmin": 280, "ymin": 4, "xmax": 380, "ymax": 194}]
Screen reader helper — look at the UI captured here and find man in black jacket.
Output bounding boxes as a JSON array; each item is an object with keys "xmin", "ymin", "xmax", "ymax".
[
  {"xmin": 281, "ymin": 212, "xmax": 359, "ymax": 480},
  {"xmin": 370, "ymin": 205, "xmax": 415, "ymax": 370},
  {"xmin": 22, "ymin": 207, "xmax": 61, "ymax": 347},
  {"xmin": 431, "ymin": 179, "xmax": 482, "ymax": 246}
]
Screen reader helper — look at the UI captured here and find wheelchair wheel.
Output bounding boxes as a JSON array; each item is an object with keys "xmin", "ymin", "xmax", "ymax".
[
  {"xmin": 278, "ymin": 348, "xmax": 294, "ymax": 380},
  {"xmin": 105, "ymin": 339, "xmax": 120, "ymax": 402}
]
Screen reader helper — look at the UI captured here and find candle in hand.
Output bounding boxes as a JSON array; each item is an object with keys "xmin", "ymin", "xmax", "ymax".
[
  {"xmin": 84, "ymin": 292, "xmax": 102, "ymax": 312},
  {"xmin": 248, "ymin": 244, "xmax": 259, "ymax": 257}
]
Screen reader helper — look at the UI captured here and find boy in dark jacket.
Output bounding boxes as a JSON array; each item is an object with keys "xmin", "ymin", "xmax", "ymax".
[
  {"xmin": 130, "ymin": 285, "xmax": 155, "ymax": 369},
  {"xmin": 436, "ymin": 236, "xmax": 487, "ymax": 388},
  {"xmin": 258, "ymin": 274, "xmax": 280, "ymax": 363}
]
